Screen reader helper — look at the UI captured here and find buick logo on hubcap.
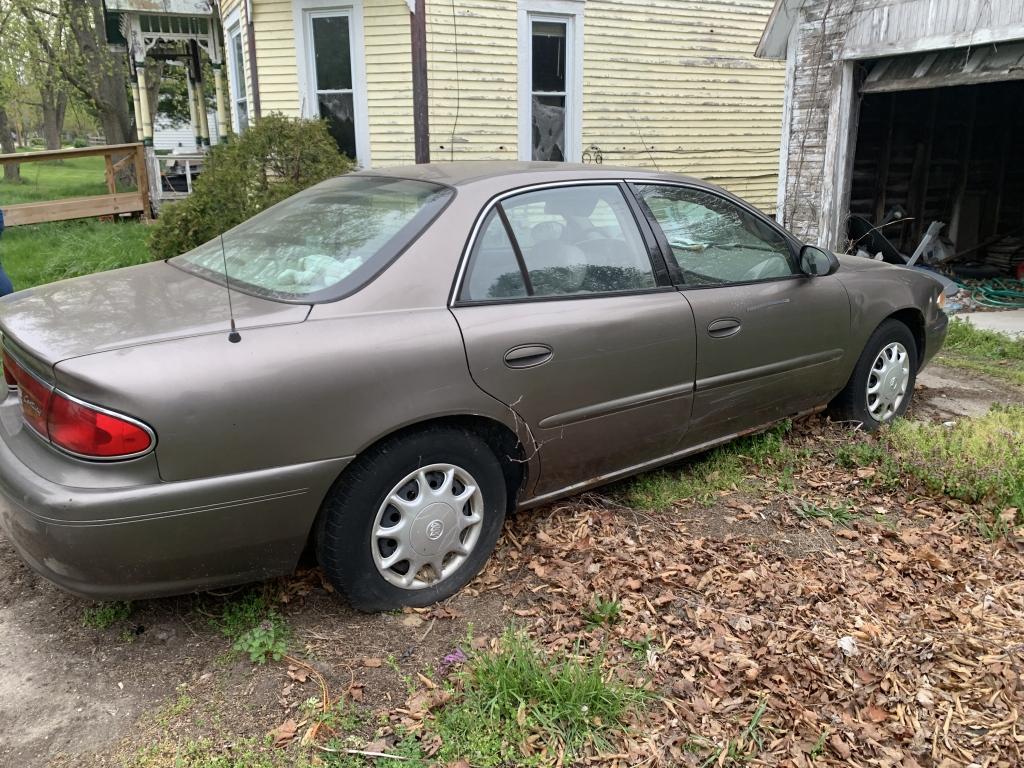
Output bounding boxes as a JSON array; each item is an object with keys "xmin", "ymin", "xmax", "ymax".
[{"xmin": 426, "ymin": 520, "xmax": 444, "ymax": 541}]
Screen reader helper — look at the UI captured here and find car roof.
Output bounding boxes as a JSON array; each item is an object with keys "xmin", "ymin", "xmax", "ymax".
[{"xmin": 357, "ymin": 160, "xmax": 707, "ymax": 189}]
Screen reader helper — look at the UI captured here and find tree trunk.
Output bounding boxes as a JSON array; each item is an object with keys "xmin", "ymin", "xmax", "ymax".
[
  {"xmin": 67, "ymin": 0, "xmax": 136, "ymax": 144},
  {"xmin": 40, "ymin": 63, "xmax": 69, "ymax": 150},
  {"xmin": 41, "ymin": 87, "xmax": 68, "ymax": 150},
  {"xmin": 0, "ymin": 106, "xmax": 19, "ymax": 182}
]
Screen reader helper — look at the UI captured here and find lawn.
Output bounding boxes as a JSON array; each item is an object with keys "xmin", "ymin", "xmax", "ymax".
[
  {"xmin": 1, "ymin": 152, "xmax": 151, "ymax": 291},
  {"xmin": 936, "ymin": 317, "xmax": 1024, "ymax": 386},
  {"xmin": 0, "ymin": 151, "xmax": 125, "ymax": 205}
]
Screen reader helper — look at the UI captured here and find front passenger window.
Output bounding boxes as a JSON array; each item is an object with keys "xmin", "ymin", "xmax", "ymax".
[{"xmin": 635, "ymin": 185, "xmax": 795, "ymax": 286}]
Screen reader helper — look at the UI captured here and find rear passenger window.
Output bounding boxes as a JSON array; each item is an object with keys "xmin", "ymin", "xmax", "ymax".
[{"xmin": 459, "ymin": 185, "xmax": 656, "ymax": 302}]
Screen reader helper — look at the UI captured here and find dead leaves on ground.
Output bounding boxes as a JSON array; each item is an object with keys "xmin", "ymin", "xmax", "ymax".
[{"xmin": 464, "ymin": 420, "xmax": 1024, "ymax": 766}]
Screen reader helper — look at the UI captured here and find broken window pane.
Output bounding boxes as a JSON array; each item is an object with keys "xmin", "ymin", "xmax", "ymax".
[
  {"xmin": 532, "ymin": 21, "xmax": 566, "ymax": 92},
  {"xmin": 532, "ymin": 95, "xmax": 565, "ymax": 161},
  {"xmin": 318, "ymin": 93, "xmax": 356, "ymax": 160},
  {"xmin": 312, "ymin": 15, "xmax": 352, "ymax": 91}
]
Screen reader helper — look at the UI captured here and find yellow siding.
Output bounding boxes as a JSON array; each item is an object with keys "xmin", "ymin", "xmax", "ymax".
[
  {"xmin": 219, "ymin": 0, "xmax": 253, "ymax": 129},
  {"xmin": 218, "ymin": 0, "xmax": 784, "ymax": 208},
  {"xmin": 425, "ymin": 0, "xmax": 518, "ymax": 163},
  {"xmin": 581, "ymin": 0, "xmax": 784, "ymax": 210},
  {"xmin": 366, "ymin": 1, "xmax": 415, "ymax": 165},
  {"xmin": 253, "ymin": 0, "xmax": 301, "ymax": 116}
]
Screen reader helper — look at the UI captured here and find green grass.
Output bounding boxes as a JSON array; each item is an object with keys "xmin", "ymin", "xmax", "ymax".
[
  {"xmin": 700, "ymin": 699, "xmax": 770, "ymax": 767},
  {"xmin": 0, "ymin": 153, "xmax": 124, "ymax": 205},
  {"xmin": 885, "ymin": 405, "xmax": 1024, "ymax": 536},
  {"xmin": 1, "ymin": 151, "xmax": 152, "ymax": 292},
  {"xmin": 82, "ymin": 600, "xmax": 133, "ymax": 630},
  {"xmin": 383, "ymin": 631, "xmax": 645, "ymax": 767},
  {"xmin": 937, "ymin": 318, "xmax": 1024, "ymax": 386},
  {"xmin": 1, "ymin": 220, "xmax": 151, "ymax": 290},
  {"xmin": 584, "ymin": 596, "xmax": 621, "ymax": 626},
  {"xmin": 793, "ymin": 500, "xmax": 857, "ymax": 526},
  {"xmin": 208, "ymin": 590, "xmax": 290, "ymax": 663},
  {"xmin": 617, "ymin": 422, "xmax": 799, "ymax": 509}
]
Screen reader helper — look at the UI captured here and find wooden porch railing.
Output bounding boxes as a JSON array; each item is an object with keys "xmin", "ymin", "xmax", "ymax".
[{"xmin": 0, "ymin": 143, "xmax": 151, "ymax": 227}]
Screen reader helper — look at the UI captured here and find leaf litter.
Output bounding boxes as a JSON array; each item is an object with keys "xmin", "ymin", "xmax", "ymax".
[{"xmin": 438, "ymin": 417, "xmax": 1024, "ymax": 766}]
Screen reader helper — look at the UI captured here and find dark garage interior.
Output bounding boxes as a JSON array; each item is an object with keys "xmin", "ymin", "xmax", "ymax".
[{"xmin": 848, "ymin": 74, "xmax": 1024, "ymax": 277}]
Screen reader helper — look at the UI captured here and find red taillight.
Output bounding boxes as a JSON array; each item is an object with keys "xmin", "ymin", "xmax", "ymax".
[
  {"xmin": 47, "ymin": 392, "xmax": 152, "ymax": 458},
  {"xmin": 2, "ymin": 348, "xmax": 153, "ymax": 459}
]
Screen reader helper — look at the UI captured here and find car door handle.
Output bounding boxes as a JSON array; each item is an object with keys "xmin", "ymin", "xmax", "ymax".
[
  {"xmin": 707, "ymin": 318, "xmax": 742, "ymax": 338},
  {"xmin": 504, "ymin": 344, "xmax": 553, "ymax": 369}
]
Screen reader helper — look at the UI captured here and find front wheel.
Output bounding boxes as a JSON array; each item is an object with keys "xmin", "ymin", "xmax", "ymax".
[
  {"xmin": 316, "ymin": 426, "xmax": 508, "ymax": 612},
  {"xmin": 829, "ymin": 319, "xmax": 918, "ymax": 430}
]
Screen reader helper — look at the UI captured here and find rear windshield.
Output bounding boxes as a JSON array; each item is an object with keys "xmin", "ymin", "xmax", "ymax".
[{"xmin": 171, "ymin": 175, "xmax": 453, "ymax": 302}]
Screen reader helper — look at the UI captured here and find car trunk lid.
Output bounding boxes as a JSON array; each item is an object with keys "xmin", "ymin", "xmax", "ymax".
[{"xmin": 0, "ymin": 260, "xmax": 309, "ymax": 366}]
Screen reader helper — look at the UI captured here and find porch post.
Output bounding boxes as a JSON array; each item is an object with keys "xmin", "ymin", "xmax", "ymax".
[
  {"xmin": 135, "ymin": 64, "xmax": 153, "ymax": 145},
  {"xmin": 212, "ymin": 64, "xmax": 229, "ymax": 143},
  {"xmin": 129, "ymin": 80, "xmax": 144, "ymax": 141},
  {"xmin": 185, "ymin": 72, "xmax": 201, "ymax": 147},
  {"xmin": 197, "ymin": 86, "xmax": 210, "ymax": 146}
]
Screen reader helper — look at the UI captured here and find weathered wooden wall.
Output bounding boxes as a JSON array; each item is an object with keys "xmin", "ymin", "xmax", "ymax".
[{"xmin": 775, "ymin": 0, "xmax": 1024, "ymax": 244}]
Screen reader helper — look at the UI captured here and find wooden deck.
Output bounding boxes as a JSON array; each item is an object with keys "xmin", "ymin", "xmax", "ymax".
[{"xmin": 0, "ymin": 143, "xmax": 151, "ymax": 226}]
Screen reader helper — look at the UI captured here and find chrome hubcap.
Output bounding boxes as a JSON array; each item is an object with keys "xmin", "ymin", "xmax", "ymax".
[
  {"xmin": 866, "ymin": 341, "xmax": 910, "ymax": 422},
  {"xmin": 372, "ymin": 463, "xmax": 483, "ymax": 590}
]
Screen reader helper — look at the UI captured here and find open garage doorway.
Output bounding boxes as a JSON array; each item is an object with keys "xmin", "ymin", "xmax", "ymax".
[{"xmin": 846, "ymin": 46, "xmax": 1024, "ymax": 278}]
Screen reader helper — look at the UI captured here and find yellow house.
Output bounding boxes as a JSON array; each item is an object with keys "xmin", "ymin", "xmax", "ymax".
[{"xmin": 219, "ymin": 0, "xmax": 784, "ymax": 210}]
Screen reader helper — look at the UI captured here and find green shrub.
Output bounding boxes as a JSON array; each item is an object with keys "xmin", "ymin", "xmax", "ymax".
[{"xmin": 148, "ymin": 114, "xmax": 353, "ymax": 259}]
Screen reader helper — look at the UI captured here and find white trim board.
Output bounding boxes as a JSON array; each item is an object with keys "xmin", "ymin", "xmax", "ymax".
[
  {"xmin": 517, "ymin": 0, "xmax": 584, "ymax": 162},
  {"xmin": 291, "ymin": 0, "xmax": 371, "ymax": 166},
  {"xmin": 223, "ymin": 8, "xmax": 246, "ymax": 134}
]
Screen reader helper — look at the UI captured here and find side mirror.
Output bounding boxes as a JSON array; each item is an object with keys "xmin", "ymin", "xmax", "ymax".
[{"xmin": 799, "ymin": 244, "xmax": 840, "ymax": 277}]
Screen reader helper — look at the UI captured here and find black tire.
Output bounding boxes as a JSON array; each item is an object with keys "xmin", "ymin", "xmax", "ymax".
[
  {"xmin": 829, "ymin": 319, "xmax": 918, "ymax": 430},
  {"xmin": 316, "ymin": 425, "xmax": 507, "ymax": 612}
]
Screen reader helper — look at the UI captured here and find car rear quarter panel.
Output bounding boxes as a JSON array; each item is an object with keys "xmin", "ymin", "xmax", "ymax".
[{"xmin": 53, "ymin": 308, "xmax": 531, "ymax": 483}]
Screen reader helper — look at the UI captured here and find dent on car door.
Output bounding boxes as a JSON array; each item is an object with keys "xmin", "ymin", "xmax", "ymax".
[
  {"xmin": 450, "ymin": 183, "xmax": 697, "ymax": 499},
  {"xmin": 631, "ymin": 183, "xmax": 851, "ymax": 444}
]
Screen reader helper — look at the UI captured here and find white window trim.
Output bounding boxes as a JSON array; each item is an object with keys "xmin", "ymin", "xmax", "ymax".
[
  {"xmin": 517, "ymin": 0, "xmax": 584, "ymax": 163},
  {"xmin": 292, "ymin": 0, "xmax": 371, "ymax": 167},
  {"xmin": 224, "ymin": 9, "xmax": 247, "ymax": 134}
]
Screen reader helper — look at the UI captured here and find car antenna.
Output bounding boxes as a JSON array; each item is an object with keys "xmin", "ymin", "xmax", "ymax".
[{"xmin": 219, "ymin": 233, "xmax": 242, "ymax": 343}]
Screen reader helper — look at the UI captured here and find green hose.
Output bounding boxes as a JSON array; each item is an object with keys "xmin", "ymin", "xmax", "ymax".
[{"xmin": 955, "ymin": 279, "xmax": 1024, "ymax": 309}]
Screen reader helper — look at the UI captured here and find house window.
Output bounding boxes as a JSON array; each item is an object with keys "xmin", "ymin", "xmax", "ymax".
[
  {"xmin": 518, "ymin": 2, "xmax": 582, "ymax": 162},
  {"xmin": 530, "ymin": 21, "xmax": 567, "ymax": 161},
  {"xmin": 309, "ymin": 13, "xmax": 355, "ymax": 159},
  {"xmin": 228, "ymin": 25, "xmax": 248, "ymax": 133}
]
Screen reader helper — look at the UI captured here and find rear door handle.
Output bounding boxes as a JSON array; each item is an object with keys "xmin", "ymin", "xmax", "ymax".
[
  {"xmin": 504, "ymin": 344, "xmax": 553, "ymax": 369},
  {"xmin": 707, "ymin": 318, "xmax": 742, "ymax": 338}
]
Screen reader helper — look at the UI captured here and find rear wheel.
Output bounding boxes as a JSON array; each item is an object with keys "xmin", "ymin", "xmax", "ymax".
[
  {"xmin": 317, "ymin": 426, "xmax": 507, "ymax": 611},
  {"xmin": 829, "ymin": 319, "xmax": 917, "ymax": 430}
]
